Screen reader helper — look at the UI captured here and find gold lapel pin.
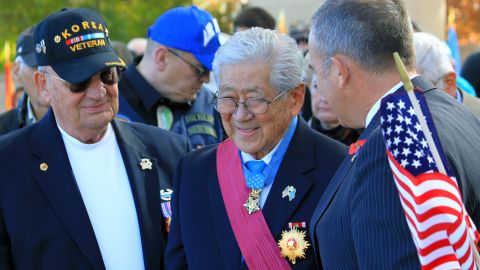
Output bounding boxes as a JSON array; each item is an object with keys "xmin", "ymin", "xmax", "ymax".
[
  {"xmin": 139, "ymin": 158, "xmax": 153, "ymax": 170},
  {"xmin": 40, "ymin": 163, "xmax": 48, "ymax": 172}
]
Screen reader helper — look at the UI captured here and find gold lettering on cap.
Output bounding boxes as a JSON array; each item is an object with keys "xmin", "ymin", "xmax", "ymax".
[
  {"xmin": 62, "ymin": 29, "xmax": 71, "ymax": 39},
  {"xmin": 91, "ymin": 21, "xmax": 97, "ymax": 29},
  {"xmin": 69, "ymin": 39, "xmax": 106, "ymax": 52},
  {"xmin": 71, "ymin": 25, "xmax": 80, "ymax": 33},
  {"xmin": 82, "ymin": 21, "xmax": 90, "ymax": 29},
  {"xmin": 98, "ymin": 24, "xmax": 104, "ymax": 32}
]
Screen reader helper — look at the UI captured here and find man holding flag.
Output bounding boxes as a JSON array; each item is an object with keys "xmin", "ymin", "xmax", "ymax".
[{"xmin": 308, "ymin": 0, "xmax": 480, "ymax": 269}]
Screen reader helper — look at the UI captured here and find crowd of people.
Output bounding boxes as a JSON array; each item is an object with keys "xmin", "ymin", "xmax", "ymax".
[{"xmin": 0, "ymin": 1, "xmax": 479, "ymax": 269}]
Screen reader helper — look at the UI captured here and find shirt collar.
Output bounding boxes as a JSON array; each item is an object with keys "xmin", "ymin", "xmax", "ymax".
[
  {"xmin": 365, "ymin": 75, "xmax": 419, "ymax": 128},
  {"xmin": 123, "ymin": 63, "xmax": 165, "ymax": 110},
  {"xmin": 26, "ymin": 97, "xmax": 37, "ymax": 124}
]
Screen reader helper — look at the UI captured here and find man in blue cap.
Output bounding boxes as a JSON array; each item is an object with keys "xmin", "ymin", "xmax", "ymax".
[
  {"xmin": 0, "ymin": 25, "xmax": 50, "ymax": 135},
  {"xmin": 0, "ymin": 8, "xmax": 189, "ymax": 270},
  {"xmin": 118, "ymin": 5, "xmax": 224, "ymax": 149}
]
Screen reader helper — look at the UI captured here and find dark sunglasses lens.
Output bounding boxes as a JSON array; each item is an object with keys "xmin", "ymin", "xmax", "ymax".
[
  {"xmin": 100, "ymin": 68, "xmax": 119, "ymax": 85},
  {"xmin": 69, "ymin": 79, "xmax": 91, "ymax": 93}
]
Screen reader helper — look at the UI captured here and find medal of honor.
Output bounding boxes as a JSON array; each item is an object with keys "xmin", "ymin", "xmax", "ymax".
[
  {"xmin": 278, "ymin": 228, "xmax": 310, "ymax": 264},
  {"xmin": 244, "ymin": 188, "xmax": 261, "ymax": 214}
]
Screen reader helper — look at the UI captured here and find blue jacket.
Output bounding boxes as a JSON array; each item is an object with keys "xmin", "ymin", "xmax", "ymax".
[
  {"xmin": 166, "ymin": 118, "xmax": 347, "ymax": 269},
  {"xmin": 0, "ymin": 110, "xmax": 190, "ymax": 270}
]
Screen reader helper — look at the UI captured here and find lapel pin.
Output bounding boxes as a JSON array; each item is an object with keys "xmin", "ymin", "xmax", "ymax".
[
  {"xmin": 139, "ymin": 158, "xmax": 153, "ymax": 170},
  {"xmin": 282, "ymin": 186, "xmax": 296, "ymax": 201},
  {"xmin": 40, "ymin": 163, "xmax": 48, "ymax": 172}
]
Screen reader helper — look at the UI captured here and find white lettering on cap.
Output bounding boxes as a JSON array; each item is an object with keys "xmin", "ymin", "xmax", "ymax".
[{"xmin": 203, "ymin": 18, "xmax": 220, "ymax": 47}]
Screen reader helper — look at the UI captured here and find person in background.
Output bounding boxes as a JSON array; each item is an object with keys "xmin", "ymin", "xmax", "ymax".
[
  {"xmin": 309, "ymin": 73, "xmax": 359, "ymax": 145},
  {"xmin": 289, "ymin": 21, "xmax": 310, "ymax": 55},
  {"xmin": 166, "ymin": 27, "xmax": 347, "ymax": 270},
  {"xmin": 233, "ymin": 6, "xmax": 275, "ymax": 32},
  {"xmin": 0, "ymin": 8, "xmax": 189, "ymax": 270},
  {"xmin": 117, "ymin": 6, "xmax": 223, "ymax": 149},
  {"xmin": 0, "ymin": 26, "xmax": 50, "ymax": 135},
  {"xmin": 309, "ymin": 0, "xmax": 480, "ymax": 268},
  {"xmin": 111, "ymin": 40, "xmax": 133, "ymax": 65},
  {"xmin": 127, "ymin": 37, "xmax": 147, "ymax": 59},
  {"xmin": 413, "ymin": 31, "xmax": 480, "ymax": 117}
]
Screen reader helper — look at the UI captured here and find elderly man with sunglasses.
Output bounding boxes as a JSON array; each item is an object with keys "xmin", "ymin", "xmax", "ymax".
[
  {"xmin": 0, "ymin": 8, "xmax": 190, "ymax": 270},
  {"xmin": 165, "ymin": 28, "xmax": 347, "ymax": 270},
  {"xmin": 117, "ymin": 6, "xmax": 224, "ymax": 150}
]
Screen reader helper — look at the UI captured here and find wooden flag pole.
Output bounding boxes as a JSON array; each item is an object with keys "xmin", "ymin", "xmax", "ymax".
[{"xmin": 393, "ymin": 52, "xmax": 480, "ymax": 267}]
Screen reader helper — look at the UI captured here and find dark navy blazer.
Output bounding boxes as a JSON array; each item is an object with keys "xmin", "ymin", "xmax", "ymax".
[
  {"xmin": 166, "ymin": 119, "xmax": 348, "ymax": 270},
  {"xmin": 310, "ymin": 76, "xmax": 480, "ymax": 269},
  {"xmin": 0, "ymin": 110, "xmax": 190, "ymax": 270}
]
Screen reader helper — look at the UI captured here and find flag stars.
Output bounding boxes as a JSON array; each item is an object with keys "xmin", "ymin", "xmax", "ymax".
[
  {"xmin": 420, "ymin": 138, "xmax": 428, "ymax": 148},
  {"xmin": 395, "ymin": 125, "xmax": 404, "ymax": 134},
  {"xmin": 393, "ymin": 137, "xmax": 401, "ymax": 146},
  {"xmin": 402, "ymin": 147, "xmax": 412, "ymax": 157},
  {"xmin": 405, "ymin": 116, "xmax": 412, "ymax": 126},
  {"xmin": 414, "ymin": 122, "xmax": 422, "ymax": 132},
  {"xmin": 427, "ymin": 155, "xmax": 434, "ymax": 164},
  {"xmin": 386, "ymin": 127, "xmax": 392, "ymax": 136},
  {"xmin": 414, "ymin": 150, "xmax": 424, "ymax": 159},
  {"xmin": 411, "ymin": 159, "xmax": 421, "ymax": 168},
  {"xmin": 397, "ymin": 114, "xmax": 405, "ymax": 123},
  {"xmin": 397, "ymin": 99, "xmax": 406, "ymax": 110},
  {"xmin": 405, "ymin": 137, "xmax": 413, "ymax": 146},
  {"xmin": 387, "ymin": 114, "xmax": 394, "ymax": 123},
  {"xmin": 393, "ymin": 149, "xmax": 400, "ymax": 157},
  {"xmin": 386, "ymin": 102, "xmax": 395, "ymax": 111},
  {"xmin": 407, "ymin": 106, "xmax": 416, "ymax": 116},
  {"xmin": 401, "ymin": 159, "xmax": 409, "ymax": 167}
]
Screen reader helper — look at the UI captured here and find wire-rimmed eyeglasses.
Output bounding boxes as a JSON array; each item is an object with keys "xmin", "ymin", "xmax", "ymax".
[
  {"xmin": 167, "ymin": 48, "xmax": 208, "ymax": 78},
  {"xmin": 212, "ymin": 89, "xmax": 290, "ymax": 115}
]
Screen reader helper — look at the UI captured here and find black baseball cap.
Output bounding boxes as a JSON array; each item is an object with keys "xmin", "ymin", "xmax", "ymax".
[
  {"xmin": 34, "ymin": 8, "xmax": 126, "ymax": 84},
  {"xmin": 16, "ymin": 26, "xmax": 37, "ymax": 67}
]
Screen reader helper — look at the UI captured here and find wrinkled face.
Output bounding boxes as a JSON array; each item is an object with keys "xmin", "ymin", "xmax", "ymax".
[
  {"xmin": 310, "ymin": 74, "xmax": 339, "ymax": 125},
  {"xmin": 218, "ymin": 63, "xmax": 299, "ymax": 159},
  {"xmin": 163, "ymin": 49, "xmax": 210, "ymax": 103},
  {"xmin": 40, "ymin": 67, "xmax": 118, "ymax": 143}
]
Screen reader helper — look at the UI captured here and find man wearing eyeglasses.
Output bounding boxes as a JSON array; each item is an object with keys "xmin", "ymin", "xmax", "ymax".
[
  {"xmin": 0, "ymin": 8, "xmax": 189, "ymax": 270},
  {"xmin": 166, "ymin": 28, "xmax": 347, "ymax": 269},
  {"xmin": 117, "ymin": 6, "xmax": 224, "ymax": 149}
]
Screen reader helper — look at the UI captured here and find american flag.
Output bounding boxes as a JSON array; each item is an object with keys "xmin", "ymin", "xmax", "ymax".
[{"xmin": 380, "ymin": 89, "xmax": 480, "ymax": 269}]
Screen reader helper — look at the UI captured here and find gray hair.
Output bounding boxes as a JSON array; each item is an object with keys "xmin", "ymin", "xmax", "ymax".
[
  {"xmin": 212, "ymin": 27, "xmax": 304, "ymax": 94},
  {"xmin": 310, "ymin": 0, "xmax": 415, "ymax": 75},
  {"xmin": 413, "ymin": 32, "xmax": 453, "ymax": 90}
]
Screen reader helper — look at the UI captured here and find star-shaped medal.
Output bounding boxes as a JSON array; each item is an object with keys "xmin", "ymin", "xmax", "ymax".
[
  {"xmin": 139, "ymin": 158, "xmax": 152, "ymax": 170},
  {"xmin": 244, "ymin": 189, "xmax": 261, "ymax": 214}
]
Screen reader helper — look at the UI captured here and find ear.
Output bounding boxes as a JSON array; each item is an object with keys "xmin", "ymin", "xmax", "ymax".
[
  {"xmin": 154, "ymin": 46, "xmax": 169, "ymax": 71},
  {"xmin": 13, "ymin": 61, "xmax": 21, "ymax": 82},
  {"xmin": 34, "ymin": 70, "xmax": 51, "ymax": 103},
  {"xmin": 442, "ymin": 71, "xmax": 457, "ymax": 97},
  {"xmin": 289, "ymin": 83, "xmax": 306, "ymax": 116},
  {"xmin": 330, "ymin": 56, "xmax": 350, "ymax": 89}
]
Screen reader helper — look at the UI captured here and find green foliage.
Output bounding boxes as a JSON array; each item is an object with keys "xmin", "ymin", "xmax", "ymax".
[{"xmin": 0, "ymin": 0, "xmax": 190, "ymax": 62}]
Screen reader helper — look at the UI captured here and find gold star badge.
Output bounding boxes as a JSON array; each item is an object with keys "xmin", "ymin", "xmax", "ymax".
[
  {"xmin": 278, "ymin": 228, "xmax": 310, "ymax": 264},
  {"xmin": 139, "ymin": 158, "xmax": 152, "ymax": 170},
  {"xmin": 54, "ymin": 35, "xmax": 61, "ymax": 43},
  {"xmin": 40, "ymin": 163, "xmax": 48, "ymax": 171},
  {"xmin": 244, "ymin": 189, "xmax": 261, "ymax": 214}
]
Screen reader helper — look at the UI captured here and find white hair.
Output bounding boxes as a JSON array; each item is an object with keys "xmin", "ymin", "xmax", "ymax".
[
  {"xmin": 413, "ymin": 32, "xmax": 454, "ymax": 90},
  {"xmin": 212, "ymin": 27, "xmax": 304, "ymax": 94}
]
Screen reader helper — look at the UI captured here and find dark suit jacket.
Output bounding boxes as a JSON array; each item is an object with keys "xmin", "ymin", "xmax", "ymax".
[
  {"xmin": 165, "ymin": 119, "xmax": 347, "ymax": 270},
  {"xmin": 0, "ymin": 110, "xmax": 190, "ymax": 270},
  {"xmin": 310, "ymin": 76, "xmax": 480, "ymax": 269}
]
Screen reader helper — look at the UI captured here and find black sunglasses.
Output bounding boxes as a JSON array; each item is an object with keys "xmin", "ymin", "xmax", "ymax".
[
  {"xmin": 167, "ymin": 48, "xmax": 208, "ymax": 78},
  {"xmin": 44, "ymin": 67, "xmax": 122, "ymax": 93}
]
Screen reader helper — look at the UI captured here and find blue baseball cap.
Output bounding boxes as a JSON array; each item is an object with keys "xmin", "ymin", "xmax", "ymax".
[
  {"xmin": 34, "ymin": 8, "xmax": 126, "ymax": 84},
  {"xmin": 147, "ymin": 6, "xmax": 221, "ymax": 71},
  {"xmin": 16, "ymin": 26, "xmax": 37, "ymax": 67}
]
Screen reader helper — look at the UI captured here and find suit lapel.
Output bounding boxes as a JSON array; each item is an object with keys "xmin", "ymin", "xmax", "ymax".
[
  {"xmin": 262, "ymin": 120, "xmax": 314, "ymax": 239},
  {"xmin": 112, "ymin": 120, "xmax": 162, "ymax": 270},
  {"xmin": 30, "ymin": 111, "xmax": 105, "ymax": 270}
]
